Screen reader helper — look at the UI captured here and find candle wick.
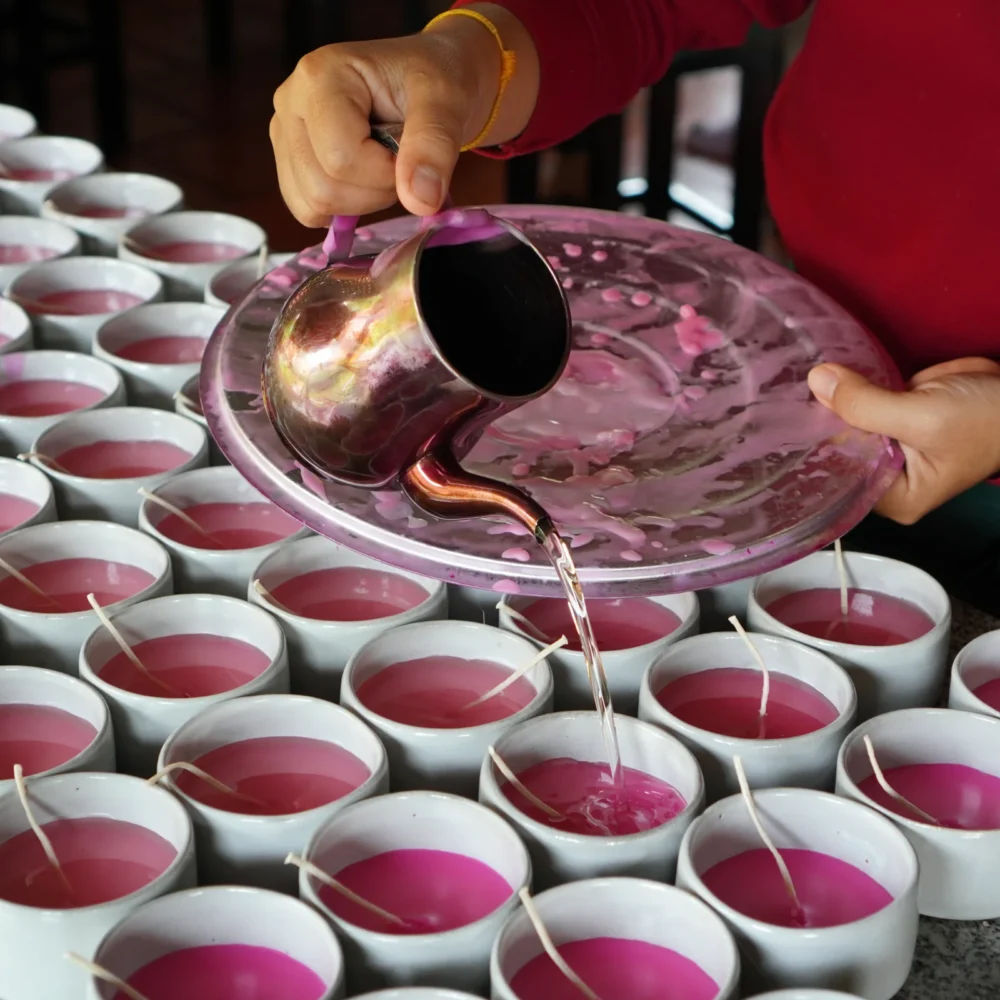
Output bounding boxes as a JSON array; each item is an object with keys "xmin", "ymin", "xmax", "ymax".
[
  {"xmin": 17, "ymin": 449, "xmax": 72, "ymax": 475},
  {"xmin": 147, "ymin": 761, "xmax": 269, "ymax": 809},
  {"xmin": 137, "ymin": 487, "xmax": 221, "ymax": 544},
  {"xmin": 252, "ymin": 578, "xmax": 294, "ymax": 615},
  {"xmin": 488, "ymin": 746, "xmax": 563, "ymax": 819},
  {"xmin": 65, "ymin": 953, "xmax": 152, "ymax": 1000},
  {"xmin": 256, "ymin": 241, "xmax": 270, "ymax": 279},
  {"xmin": 862, "ymin": 735, "xmax": 940, "ymax": 826},
  {"xmin": 497, "ymin": 601, "xmax": 555, "ymax": 644},
  {"xmin": 463, "ymin": 635, "xmax": 567, "ymax": 710},
  {"xmin": 0, "ymin": 554, "xmax": 65, "ymax": 611},
  {"xmin": 173, "ymin": 389, "xmax": 198, "ymax": 412},
  {"xmin": 728, "ymin": 616, "xmax": 770, "ymax": 723},
  {"xmin": 13, "ymin": 764, "xmax": 76, "ymax": 900},
  {"xmin": 834, "ymin": 538, "xmax": 850, "ymax": 619}
]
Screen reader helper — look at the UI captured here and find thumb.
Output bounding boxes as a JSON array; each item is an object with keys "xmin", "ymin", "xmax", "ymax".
[{"xmin": 808, "ymin": 363, "xmax": 920, "ymax": 440}]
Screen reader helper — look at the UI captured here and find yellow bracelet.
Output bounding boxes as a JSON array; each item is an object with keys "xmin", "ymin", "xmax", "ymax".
[{"xmin": 424, "ymin": 8, "xmax": 517, "ymax": 151}]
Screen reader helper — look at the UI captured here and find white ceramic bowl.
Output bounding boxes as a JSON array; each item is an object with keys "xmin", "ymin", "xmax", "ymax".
[
  {"xmin": 836, "ymin": 707, "xmax": 1000, "ymax": 920},
  {"xmin": 748, "ymin": 993, "xmax": 863, "ymax": 999},
  {"xmin": 86, "ymin": 884, "xmax": 344, "ymax": 1000},
  {"xmin": 29, "ymin": 405, "xmax": 207, "ymax": 525},
  {"xmin": 0, "ymin": 216, "xmax": 80, "ymax": 293},
  {"xmin": 249, "ymin": 536, "xmax": 448, "ymax": 698},
  {"xmin": 80, "ymin": 592, "xmax": 290, "ymax": 776},
  {"xmin": 948, "ymin": 629, "xmax": 1000, "ymax": 719},
  {"xmin": 676, "ymin": 788, "xmax": 919, "ymax": 999},
  {"xmin": 7, "ymin": 256, "xmax": 163, "ymax": 352},
  {"xmin": 300, "ymin": 790, "xmax": 531, "ymax": 994},
  {"xmin": 638, "ymin": 632, "xmax": 857, "ymax": 801},
  {"xmin": 748, "ymin": 551, "xmax": 952, "ymax": 720},
  {"xmin": 42, "ymin": 172, "xmax": 184, "ymax": 255},
  {"xmin": 174, "ymin": 371, "xmax": 226, "ymax": 464},
  {"xmin": 0, "ymin": 298, "xmax": 32, "ymax": 354},
  {"xmin": 479, "ymin": 711, "xmax": 704, "ymax": 888},
  {"xmin": 0, "ymin": 135, "xmax": 103, "ymax": 215},
  {"xmin": 0, "ymin": 519, "xmax": 173, "ymax": 672},
  {"xmin": 490, "ymin": 877, "xmax": 741, "ymax": 1000},
  {"xmin": 204, "ymin": 251, "xmax": 296, "ymax": 307},
  {"xmin": 0, "ymin": 456, "xmax": 55, "ymax": 534},
  {"xmin": 120, "ymin": 210, "xmax": 267, "ymax": 300},
  {"xmin": 499, "ymin": 591, "xmax": 700, "ymax": 715},
  {"xmin": 342, "ymin": 620, "xmax": 554, "ymax": 795},
  {"xmin": 157, "ymin": 692, "xmax": 389, "ymax": 892},
  {"xmin": 353, "ymin": 992, "xmax": 479, "ymax": 1000},
  {"xmin": 139, "ymin": 465, "xmax": 309, "ymax": 597},
  {"xmin": 0, "ymin": 771, "xmax": 196, "ymax": 1000},
  {"xmin": 0, "ymin": 104, "xmax": 37, "ymax": 142}
]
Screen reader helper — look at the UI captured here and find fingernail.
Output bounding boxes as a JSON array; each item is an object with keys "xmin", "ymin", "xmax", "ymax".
[
  {"xmin": 410, "ymin": 166, "xmax": 443, "ymax": 210},
  {"xmin": 808, "ymin": 365, "xmax": 840, "ymax": 402}
]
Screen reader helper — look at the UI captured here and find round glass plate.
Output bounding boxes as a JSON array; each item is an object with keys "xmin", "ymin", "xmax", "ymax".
[{"xmin": 202, "ymin": 205, "xmax": 901, "ymax": 598}]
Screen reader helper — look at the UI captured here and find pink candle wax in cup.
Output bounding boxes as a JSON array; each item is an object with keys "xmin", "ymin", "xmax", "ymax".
[
  {"xmin": 0, "ymin": 379, "xmax": 104, "ymax": 417},
  {"xmin": 0, "ymin": 493, "xmax": 40, "ymax": 532},
  {"xmin": 27, "ymin": 289, "xmax": 145, "ymax": 315},
  {"xmin": 510, "ymin": 938, "xmax": 720, "ymax": 1000},
  {"xmin": 271, "ymin": 566, "xmax": 428, "ymax": 621},
  {"xmin": 766, "ymin": 588, "xmax": 935, "ymax": 645},
  {"xmin": 0, "ymin": 244, "xmax": 59, "ymax": 265},
  {"xmin": 858, "ymin": 763, "xmax": 1000, "ymax": 830},
  {"xmin": 141, "ymin": 241, "xmax": 247, "ymax": 263},
  {"xmin": 518, "ymin": 596, "xmax": 682, "ymax": 651},
  {"xmin": 0, "ymin": 816, "xmax": 176, "ymax": 908},
  {"xmin": 356, "ymin": 655, "xmax": 536, "ymax": 727},
  {"xmin": 0, "ymin": 557, "xmax": 155, "ymax": 612},
  {"xmin": 319, "ymin": 848, "xmax": 513, "ymax": 934},
  {"xmin": 1, "ymin": 166, "xmax": 76, "ymax": 182},
  {"xmin": 72, "ymin": 203, "xmax": 146, "ymax": 220},
  {"xmin": 656, "ymin": 667, "xmax": 839, "ymax": 739},
  {"xmin": 701, "ymin": 847, "xmax": 893, "ymax": 928},
  {"xmin": 156, "ymin": 502, "xmax": 302, "ymax": 550},
  {"xmin": 115, "ymin": 336, "xmax": 207, "ymax": 365},
  {"xmin": 174, "ymin": 736, "xmax": 371, "ymax": 815},
  {"xmin": 972, "ymin": 677, "xmax": 1000, "ymax": 712},
  {"xmin": 0, "ymin": 704, "xmax": 97, "ymax": 778},
  {"xmin": 501, "ymin": 757, "xmax": 686, "ymax": 836},
  {"xmin": 98, "ymin": 634, "xmax": 270, "ymax": 697},
  {"xmin": 54, "ymin": 440, "xmax": 192, "ymax": 478}
]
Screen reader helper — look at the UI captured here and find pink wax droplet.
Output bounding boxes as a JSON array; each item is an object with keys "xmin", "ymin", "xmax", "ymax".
[
  {"xmin": 116, "ymin": 336, "xmax": 207, "ymax": 364},
  {"xmin": 546, "ymin": 255, "xmax": 562, "ymax": 269},
  {"xmin": 620, "ymin": 549, "xmax": 642, "ymax": 562},
  {"xmin": 493, "ymin": 578, "xmax": 520, "ymax": 594},
  {"xmin": 563, "ymin": 243, "xmax": 583, "ymax": 258},
  {"xmin": 589, "ymin": 332, "xmax": 611, "ymax": 347},
  {"xmin": 0, "ymin": 816, "xmax": 177, "ymax": 908},
  {"xmin": 1, "ymin": 166, "xmax": 76, "ymax": 182},
  {"xmin": 296, "ymin": 463, "xmax": 328, "ymax": 500},
  {"xmin": 0, "ymin": 704, "xmax": 97, "ymax": 778},
  {"xmin": 675, "ymin": 304, "xmax": 725, "ymax": 357},
  {"xmin": 683, "ymin": 385, "xmax": 708, "ymax": 401},
  {"xmin": 271, "ymin": 566, "xmax": 428, "ymax": 621},
  {"xmin": 702, "ymin": 847, "xmax": 893, "ymax": 928},
  {"xmin": 651, "ymin": 540, "xmax": 663, "ymax": 549},
  {"xmin": 175, "ymin": 736, "xmax": 371, "ymax": 815},
  {"xmin": 156, "ymin": 501, "xmax": 301, "ymax": 550},
  {"xmin": 561, "ymin": 277, "xmax": 574, "ymax": 290},
  {"xmin": 700, "ymin": 368, "xmax": 719, "ymax": 381},
  {"xmin": 570, "ymin": 532, "xmax": 594, "ymax": 549},
  {"xmin": 518, "ymin": 597, "xmax": 681, "ymax": 652},
  {"xmin": 591, "ymin": 249, "xmax": 609, "ymax": 262},
  {"xmin": 98, "ymin": 633, "xmax": 270, "ymax": 698},
  {"xmin": 55, "ymin": 440, "xmax": 192, "ymax": 479},
  {"xmin": 124, "ymin": 944, "xmax": 328, "ymax": 1000},
  {"xmin": 320, "ymin": 848, "xmax": 513, "ymax": 934},
  {"xmin": 700, "ymin": 538, "xmax": 735, "ymax": 556},
  {"xmin": 0, "ymin": 557, "xmax": 155, "ymax": 613},
  {"xmin": 356, "ymin": 227, "xmax": 373, "ymax": 241},
  {"xmin": 766, "ymin": 588, "xmax": 935, "ymax": 646},
  {"xmin": 657, "ymin": 667, "xmax": 839, "ymax": 739},
  {"xmin": 0, "ymin": 243, "xmax": 60, "ymax": 264},
  {"xmin": 0, "ymin": 379, "xmax": 104, "ymax": 417},
  {"xmin": 973, "ymin": 676, "xmax": 1000, "ymax": 712},
  {"xmin": 357, "ymin": 655, "xmax": 536, "ymax": 727},
  {"xmin": 140, "ymin": 240, "xmax": 247, "ymax": 263},
  {"xmin": 71, "ymin": 203, "xmax": 146, "ymax": 220},
  {"xmin": 511, "ymin": 937, "xmax": 719, "ymax": 1000},
  {"xmin": 0, "ymin": 492, "xmax": 40, "ymax": 532},
  {"xmin": 502, "ymin": 547, "xmax": 531, "ymax": 563},
  {"xmin": 601, "ymin": 287, "xmax": 624, "ymax": 303},
  {"xmin": 858, "ymin": 762, "xmax": 1000, "ymax": 830},
  {"xmin": 29, "ymin": 289, "xmax": 144, "ymax": 315},
  {"xmin": 512, "ymin": 462, "xmax": 531, "ymax": 477},
  {"xmin": 630, "ymin": 291, "xmax": 653, "ymax": 307}
]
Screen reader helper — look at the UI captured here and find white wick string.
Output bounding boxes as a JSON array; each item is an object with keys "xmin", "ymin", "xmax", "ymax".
[
  {"xmin": 65, "ymin": 954, "xmax": 151, "ymax": 1000},
  {"xmin": 497, "ymin": 600, "xmax": 553, "ymax": 643},
  {"xmin": 147, "ymin": 761, "xmax": 268, "ymax": 808},
  {"xmin": 253, "ymin": 578, "xmax": 293, "ymax": 614},
  {"xmin": 17, "ymin": 450, "xmax": 71, "ymax": 474},
  {"xmin": 835, "ymin": 539, "xmax": 850, "ymax": 617},
  {"xmin": 138, "ymin": 487, "xmax": 218, "ymax": 542},
  {"xmin": 464, "ymin": 635, "xmax": 568, "ymax": 709},
  {"xmin": 13, "ymin": 764, "xmax": 75, "ymax": 898},
  {"xmin": 862, "ymin": 735, "xmax": 940, "ymax": 825},
  {"xmin": 173, "ymin": 389, "xmax": 198, "ymax": 412},
  {"xmin": 728, "ymin": 616, "xmax": 770, "ymax": 719},
  {"xmin": 0, "ymin": 555, "xmax": 63, "ymax": 610},
  {"xmin": 517, "ymin": 888, "xmax": 601, "ymax": 1000},
  {"xmin": 488, "ymin": 746, "xmax": 562, "ymax": 819}
]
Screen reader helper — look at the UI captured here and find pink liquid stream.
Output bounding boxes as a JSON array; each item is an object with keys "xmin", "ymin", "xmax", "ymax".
[
  {"xmin": 0, "ymin": 557, "xmax": 154, "ymax": 613},
  {"xmin": 0, "ymin": 492, "xmax": 40, "ymax": 532},
  {"xmin": 115, "ymin": 336, "xmax": 207, "ymax": 364},
  {"xmin": 0, "ymin": 703, "xmax": 97, "ymax": 778},
  {"xmin": 0, "ymin": 379, "xmax": 104, "ymax": 417},
  {"xmin": 271, "ymin": 566, "xmax": 428, "ymax": 621},
  {"xmin": 55, "ymin": 440, "xmax": 192, "ymax": 478},
  {"xmin": 156, "ymin": 501, "xmax": 302, "ymax": 550},
  {"xmin": 518, "ymin": 596, "xmax": 681, "ymax": 651}
]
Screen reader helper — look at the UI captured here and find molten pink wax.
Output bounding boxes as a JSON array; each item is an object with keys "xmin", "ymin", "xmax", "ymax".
[
  {"xmin": 357, "ymin": 655, "xmax": 536, "ymax": 727},
  {"xmin": 657, "ymin": 667, "xmax": 839, "ymax": 739},
  {"xmin": 502, "ymin": 757, "xmax": 686, "ymax": 836},
  {"xmin": 0, "ymin": 244, "xmax": 59, "ymax": 264},
  {"xmin": 320, "ymin": 848, "xmax": 513, "ymax": 934},
  {"xmin": 0, "ymin": 704, "xmax": 97, "ymax": 778},
  {"xmin": 1, "ymin": 166, "xmax": 75, "ymax": 181},
  {"xmin": 0, "ymin": 379, "xmax": 104, "ymax": 417},
  {"xmin": 702, "ymin": 847, "xmax": 893, "ymax": 928},
  {"xmin": 156, "ymin": 501, "xmax": 301, "ymax": 550},
  {"xmin": 99, "ymin": 634, "xmax": 269, "ymax": 697},
  {"xmin": 972, "ymin": 677, "xmax": 1000, "ymax": 712},
  {"xmin": 125, "ymin": 944, "xmax": 327, "ymax": 1000},
  {"xmin": 271, "ymin": 566, "xmax": 428, "ymax": 621},
  {"xmin": 519, "ymin": 597, "xmax": 681, "ymax": 651},
  {"xmin": 175, "ymin": 736, "xmax": 371, "ymax": 815},
  {"xmin": 0, "ymin": 816, "xmax": 176, "ymax": 908},
  {"xmin": 511, "ymin": 938, "xmax": 720, "ymax": 1000},
  {"xmin": 767, "ymin": 587, "xmax": 935, "ymax": 645},
  {"xmin": 116, "ymin": 336, "xmax": 207, "ymax": 364},
  {"xmin": 56, "ymin": 439, "xmax": 192, "ymax": 478},
  {"xmin": 0, "ymin": 492, "xmax": 40, "ymax": 532},
  {"xmin": 0, "ymin": 557, "xmax": 155, "ymax": 612},
  {"xmin": 142, "ymin": 241, "xmax": 246, "ymax": 263},
  {"xmin": 858, "ymin": 763, "xmax": 1000, "ymax": 830},
  {"xmin": 72, "ymin": 203, "xmax": 145, "ymax": 219},
  {"xmin": 31, "ymin": 289, "xmax": 144, "ymax": 315}
]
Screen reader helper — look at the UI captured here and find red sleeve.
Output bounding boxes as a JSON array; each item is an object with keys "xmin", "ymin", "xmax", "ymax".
[{"xmin": 452, "ymin": 0, "xmax": 810, "ymax": 156}]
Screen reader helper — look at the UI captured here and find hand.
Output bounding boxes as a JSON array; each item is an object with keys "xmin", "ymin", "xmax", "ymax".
[{"xmin": 807, "ymin": 357, "xmax": 1000, "ymax": 525}]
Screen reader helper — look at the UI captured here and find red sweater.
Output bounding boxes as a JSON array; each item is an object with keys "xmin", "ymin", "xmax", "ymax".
[{"xmin": 454, "ymin": 0, "xmax": 1000, "ymax": 377}]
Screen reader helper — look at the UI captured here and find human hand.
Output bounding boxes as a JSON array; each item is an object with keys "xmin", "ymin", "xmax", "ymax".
[{"xmin": 808, "ymin": 357, "xmax": 1000, "ymax": 524}]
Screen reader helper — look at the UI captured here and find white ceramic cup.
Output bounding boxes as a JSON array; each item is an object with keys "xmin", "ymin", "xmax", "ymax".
[
  {"xmin": 28, "ymin": 405, "xmax": 208, "ymax": 525},
  {"xmin": 94, "ymin": 301, "xmax": 223, "ymax": 408},
  {"xmin": 0, "ymin": 350, "xmax": 125, "ymax": 455},
  {"xmin": 80, "ymin": 592, "xmax": 290, "ymax": 776},
  {"xmin": 119, "ymin": 210, "xmax": 267, "ymax": 300},
  {"xmin": 353, "ymin": 992, "xmax": 480, "ymax": 1000},
  {"xmin": 342, "ymin": 620, "xmax": 554, "ymax": 795},
  {"xmin": 0, "ymin": 519, "xmax": 173, "ymax": 671},
  {"xmin": 0, "ymin": 771, "xmax": 196, "ymax": 1000},
  {"xmin": 498, "ymin": 591, "xmax": 700, "ymax": 715},
  {"xmin": 0, "ymin": 104, "xmax": 37, "ymax": 142},
  {"xmin": 490, "ymin": 877, "xmax": 741, "ymax": 1000},
  {"xmin": 748, "ymin": 993, "xmax": 864, "ymax": 999},
  {"xmin": 7, "ymin": 256, "xmax": 164, "ymax": 352},
  {"xmin": 748, "ymin": 551, "xmax": 952, "ymax": 720},
  {"xmin": 836, "ymin": 707, "xmax": 1000, "ymax": 920},
  {"xmin": 638, "ymin": 632, "xmax": 857, "ymax": 801},
  {"xmin": 948, "ymin": 628, "xmax": 1000, "ymax": 719},
  {"xmin": 86, "ymin": 884, "xmax": 345, "ymax": 1000},
  {"xmin": 0, "ymin": 664, "xmax": 115, "ymax": 793},
  {"xmin": 300, "ymin": 790, "xmax": 531, "ymax": 994},
  {"xmin": 139, "ymin": 464, "xmax": 309, "ymax": 597},
  {"xmin": 42, "ymin": 172, "xmax": 184, "ymax": 255},
  {"xmin": 0, "ymin": 135, "xmax": 104, "ymax": 215},
  {"xmin": 0, "ymin": 297, "xmax": 32, "ymax": 354},
  {"xmin": 173, "ymin": 370, "xmax": 226, "ymax": 464},
  {"xmin": 676, "ymin": 787, "xmax": 919, "ymax": 999},
  {"xmin": 249, "ymin": 536, "xmax": 448, "ymax": 698},
  {"xmin": 204, "ymin": 251, "xmax": 296, "ymax": 308},
  {"xmin": 479, "ymin": 710, "xmax": 704, "ymax": 888},
  {"xmin": 0, "ymin": 456, "xmax": 56, "ymax": 534},
  {"xmin": 0, "ymin": 215, "xmax": 81, "ymax": 294}
]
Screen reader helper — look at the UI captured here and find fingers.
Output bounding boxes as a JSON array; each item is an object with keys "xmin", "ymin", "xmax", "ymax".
[{"xmin": 908, "ymin": 356, "xmax": 1000, "ymax": 386}]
